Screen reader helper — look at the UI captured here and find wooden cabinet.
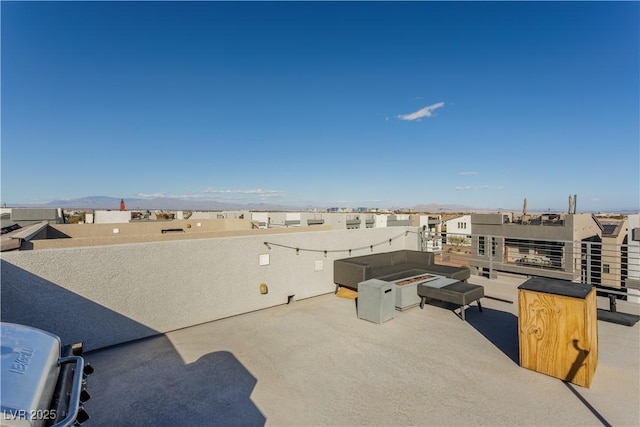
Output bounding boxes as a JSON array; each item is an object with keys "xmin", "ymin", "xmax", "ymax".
[{"xmin": 518, "ymin": 277, "xmax": 598, "ymax": 388}]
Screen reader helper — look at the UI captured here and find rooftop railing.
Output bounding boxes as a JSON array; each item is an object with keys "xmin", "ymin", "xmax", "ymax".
[
  {"xmin": 440, "ymin": 232, "xmax": 640, "ymax": 298},
  {"xmin": 505, "ymin": 214, "xmax": 565, "ymax": 226}
]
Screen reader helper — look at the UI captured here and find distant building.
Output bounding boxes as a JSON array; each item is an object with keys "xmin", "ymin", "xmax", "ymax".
[
  {"xmin": 469, "ymin": 213, "xmax": 603, "ymax": 282},
  {"xmin": 94, "ymin": 210, "xmax": 133, "ymax": 224},
  {"xmin": 416, "ymin": 214, "xmax": 442, "ymax": 253},
  {"xmin": 598, "ymin": 218, "xmax": 628, "ymax": 288},
  {"xmin": 251, "ymin": 212, "xmax": 269, "ymax": 229},
  {"xmin": 626, "ymin": 214, "xmax": 640, "ymax": 302},
  {"xmin": 386, "ymin": 214, "xmax": 411, "ymax": 227},
  {"xmin": 3, "ymin": 208, "xmax": 65, "ymax": 227},
  {"xmin": 444, "ymin": 215, "xmax": 472, "ymax": 246},
  {"xmin": 417, "ymin": 214, "xmax": 441, "ymax": 233}
]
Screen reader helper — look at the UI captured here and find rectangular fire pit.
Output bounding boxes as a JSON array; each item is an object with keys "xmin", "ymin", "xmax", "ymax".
[{"xmin": 389, "ymin": 273, "xmax": 438, "ymax": 311}]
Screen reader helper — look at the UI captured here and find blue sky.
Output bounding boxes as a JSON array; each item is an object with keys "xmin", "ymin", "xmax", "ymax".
[{"xmin": 2, "ymin": 1, "xmax": 638, "ymax": 211}]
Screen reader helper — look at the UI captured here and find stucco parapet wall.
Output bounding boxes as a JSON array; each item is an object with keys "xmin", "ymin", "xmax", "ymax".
[
  {"xmin": 1, "ymin": 226, "xmax": 418, "ymax": 350},
  {"xmin": 52, "ymin": 218, "xmax": 253, "ymax": 238},
  {"xmin": 30, "ymin": 223, "xmax": 334, "ymax": 250}
]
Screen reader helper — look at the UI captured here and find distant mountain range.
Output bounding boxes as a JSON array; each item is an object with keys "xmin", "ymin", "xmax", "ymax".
[
  {"xmin": 7, "ymin": 196, "xmax": 486, "ymax": 212},
  {"xmin": 5, "ymin": 196, "xmax": 637, "ymax": 214},
  {"xmin": 406, "ymin": 203, "xmax": 492, "ymax": 213},
  {"xmin": 12, "ymin": 196, "xmax": 295, "ymax": 211}
]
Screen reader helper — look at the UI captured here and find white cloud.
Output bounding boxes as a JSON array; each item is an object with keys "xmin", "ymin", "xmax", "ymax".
[
  {"xmin": 137, "ymin": 192, "xmax": 167, "ymax": 199},
  {"xmin": 172, "ymin": 194, "xmax": 206, "ymax": 199},
  {"xmin": 203, "ymin": 188, "xmax": 284, "ymax": 198},
  {"xmin": 459, "ymin": 171, "xmax": 479, "ymax": 176},
  {"xmin": 397, "ymin": 102, "xmax": 444, "ymax": 121},
  {"xmin": 136, "ymin": 188, "xmax": 285, "ymax": 201},
  {"xmin": 455, "ymin": 185, "xmax": 489, "ymax": 191}
]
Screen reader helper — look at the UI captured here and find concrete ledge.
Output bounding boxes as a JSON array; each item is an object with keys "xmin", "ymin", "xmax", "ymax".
[{"xmin": 10, "ymin": 221, "xmax": 49, "ymax": 240}]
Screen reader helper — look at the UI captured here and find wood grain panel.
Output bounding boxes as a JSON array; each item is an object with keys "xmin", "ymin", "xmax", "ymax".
[{"xmin": 518, "ymin": 288, "xmax": 597, "ymax": 388}]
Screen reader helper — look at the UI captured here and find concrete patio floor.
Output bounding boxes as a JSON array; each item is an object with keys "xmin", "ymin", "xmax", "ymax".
[{"xmin": 83, "ymin": 276, "xmax": 640, "ymax": 426}]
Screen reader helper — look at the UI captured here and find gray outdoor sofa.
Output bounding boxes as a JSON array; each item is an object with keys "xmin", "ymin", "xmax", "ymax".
[{"xmin": 333, "ymin": 249, "xmax": 470, "ymax": 292}]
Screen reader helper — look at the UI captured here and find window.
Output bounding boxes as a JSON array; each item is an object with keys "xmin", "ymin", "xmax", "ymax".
[
  {"xmin": 603, "ymin": 264, "xmax": 610, "ymax": 274},
  {"xmin": 478, "ymin": 236, "xmax": 485, "ymax": 256},
  {"xmin": 491, "ymin": 237, "xmax": 496, "ymax": 256}
]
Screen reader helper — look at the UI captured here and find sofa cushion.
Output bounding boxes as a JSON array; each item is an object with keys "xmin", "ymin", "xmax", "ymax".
[
  {"xmin": 389, "ymin": 251, "xmax": 409, "ymax": 265},
  {"xmin": 405, "ymin": 250, "xmax": 434, "ymax": 265}
]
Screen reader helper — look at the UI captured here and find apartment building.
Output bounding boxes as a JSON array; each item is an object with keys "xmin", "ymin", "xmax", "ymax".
[
  {"xmin": 444, "ymin": 214, "xmax": 472, "ymax": 245},
  {"xmin": 625, "ymin": 214, "xmax": 640, "ymax": 301},
  {"xmin": 469, "ymin": 213, "xmax": 604, "ymax": 282},
  {"xmin": 598, "ymin": 218, "xmax": 628, "ymax": 288},
  {"xmin": 1, "ymin": 208, "xmax": 65, "ymax": 227}
]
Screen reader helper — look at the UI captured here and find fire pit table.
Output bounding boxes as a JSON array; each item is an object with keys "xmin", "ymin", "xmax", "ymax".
[{"xmin": 387, "ymin": 273, "xmax": 438, "ymax": 311}]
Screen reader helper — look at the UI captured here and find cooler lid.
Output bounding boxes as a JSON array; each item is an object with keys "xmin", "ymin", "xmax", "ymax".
[
  {"xmin": 518, "ymin": 277, "xmax": 593, "ymax": 299},
  {"xmin": 1, "ymin": 323, "xmax": 61, "ymax": 422}
]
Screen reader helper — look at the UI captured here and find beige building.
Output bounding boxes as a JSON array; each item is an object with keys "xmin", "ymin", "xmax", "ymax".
[
  {"xmin": 599, "ymin": 218, "xmax": 628, "ymax": 288},
  {"xmin": 469, "ymin": 213, "xmax": 604, "ymax": 282}
]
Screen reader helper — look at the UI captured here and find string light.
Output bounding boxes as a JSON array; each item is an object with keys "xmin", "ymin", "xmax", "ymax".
[{"xmin": 262, "ymin": 231, "xmax": 408, "ymax": 255}]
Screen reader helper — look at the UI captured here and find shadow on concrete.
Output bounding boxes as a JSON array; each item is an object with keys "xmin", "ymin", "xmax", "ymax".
[
  {"xmin": 465, "ymin": 307, "xmax": 520, "ymax": 365},
  {"xmin": 420, "ymin": 299, "xmax": 484, "ymax": 322},
  {"xmin": 1, "ymin": 260, "xmax": 158, "ymax": 350},
  {"xmin": 84, "ymin": 337, "xmax": 266, "ymax": 427},
  {"xmin": 1, "ymin": 260, "xmax": 266, "ymax": 425},
  {"xmin": 563, "ymin": 381, "xmax": 612, "ymax": 427}
]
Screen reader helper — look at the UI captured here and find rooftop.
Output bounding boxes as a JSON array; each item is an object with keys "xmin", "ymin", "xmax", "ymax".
[{"xmin": 82, "ymin": 275, "xmax": 640, "ymax": 427}]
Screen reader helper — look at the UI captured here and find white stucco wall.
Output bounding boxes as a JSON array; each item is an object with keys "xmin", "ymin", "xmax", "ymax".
[
  {"xmin": 94, "ymin": 210, "xmax": 132, "ymax": 224},
  {"xmin": 375, "ymin": 215, "xmax": 388, "ymax": 228},
  {"xmin": 189, "ymin": 211, "xmax": 221, "ymax": 219},
  {"xmin": 419, "ymin": 215, "xmax": 441, "ymax": 233},
  {"xmin": 445, "ymin": 215, "xmax": 472, "ymax": 235},
  {"xmin": 285, "ymin": 212, "xmax": 301, "ymax": 221},
  {"xmin": 251, "ymin": 212, "xmax": 269, "ymax": 226},
  {"xmin": 265, "ymin": 212, "xmax": 288, "ymax": 227},
  {"xmin": 1, "ymin": 227, "xmax": 419, "ymax": 351}
]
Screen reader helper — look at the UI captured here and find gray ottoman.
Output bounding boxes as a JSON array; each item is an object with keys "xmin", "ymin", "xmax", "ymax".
[{"xmin": 418, "ymin": 281, "xmax": 484, "ymax": 321}]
